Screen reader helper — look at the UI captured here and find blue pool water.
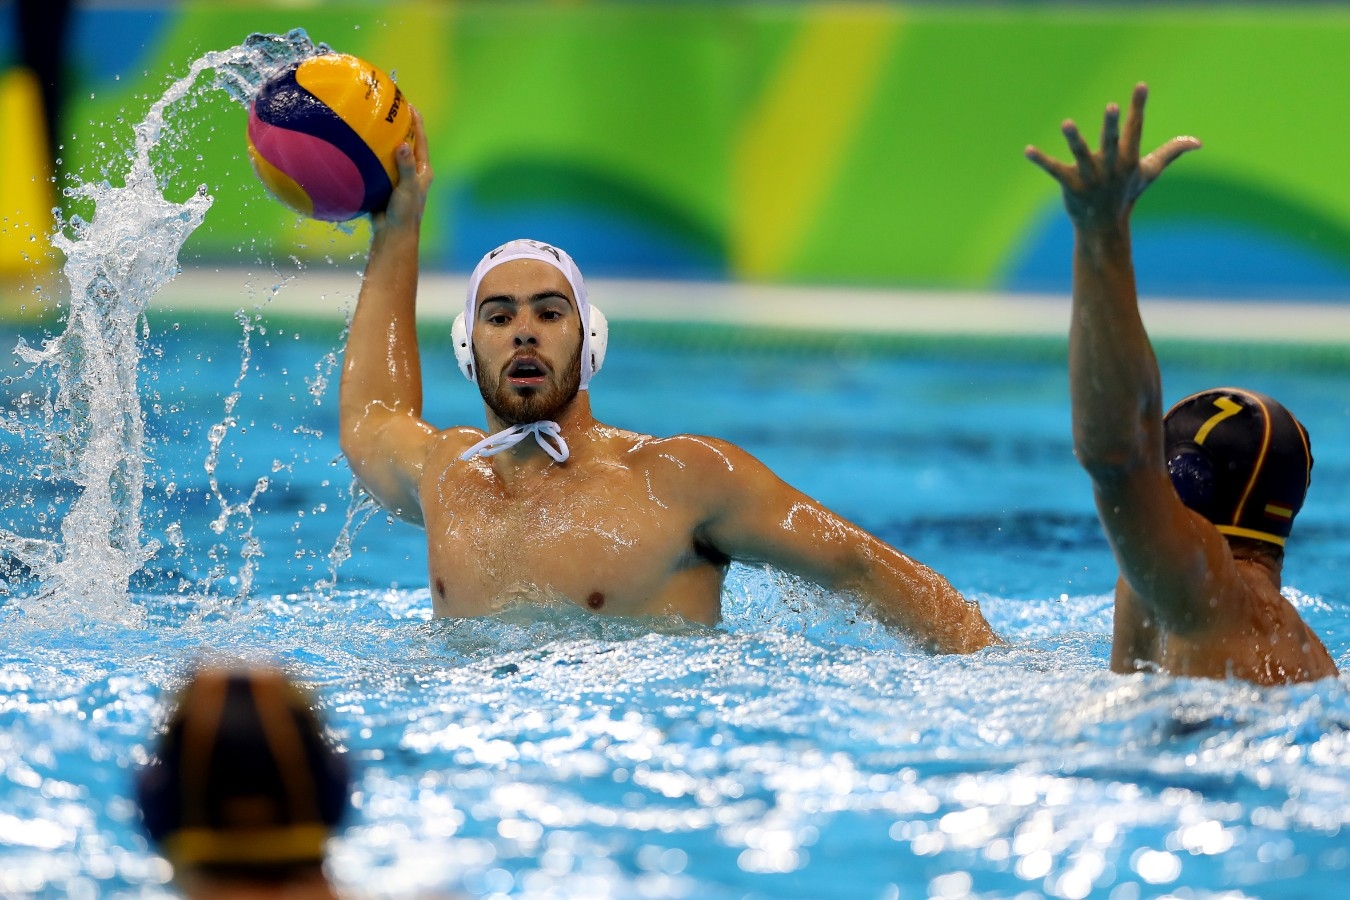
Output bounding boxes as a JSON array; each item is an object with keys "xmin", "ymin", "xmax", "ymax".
[{"xmin": 0, "ymin": 309, "xmax": 1347, "ymax": 898}]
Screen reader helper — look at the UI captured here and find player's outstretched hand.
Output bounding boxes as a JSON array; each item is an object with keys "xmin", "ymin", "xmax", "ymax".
[{"xmin": 1025, "ymin": 83, "xmax": 1200, "ymax": 231}]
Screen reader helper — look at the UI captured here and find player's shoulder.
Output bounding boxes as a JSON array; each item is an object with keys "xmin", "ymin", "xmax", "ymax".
[
  {"xmin": 620, "ymin": 433, "xmax": 775, "ymax": 493},
  {"xmin": 425, "ymin": 425, "xmax": 488, "ymax": 462},
  {"xmin": 625, "ymin": 431, "xmax": 751, "ymax": 465},
  {"xmin": 1203, "ymin": 557, "xmax": 1318, "ymax": 649}
]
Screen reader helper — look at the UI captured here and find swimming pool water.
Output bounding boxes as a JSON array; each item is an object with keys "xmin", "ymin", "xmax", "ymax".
[{"xmin": 1, "ymin": 309, "xmax": 1347, "ymax": 899}]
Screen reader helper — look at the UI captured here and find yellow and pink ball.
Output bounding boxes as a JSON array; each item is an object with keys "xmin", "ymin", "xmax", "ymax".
[{"xmin": 246, "ymin": 53, "xmax": 413, "ymax": 222}]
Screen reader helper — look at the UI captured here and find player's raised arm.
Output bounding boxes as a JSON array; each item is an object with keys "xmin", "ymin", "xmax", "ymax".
[
  {"xmin": 1026, "ymin": 84, "xmax": 1234, "ymax": 631},
  {"xmin": 339, "ymin": 107, "xmax": 438, "ymax": 525}
]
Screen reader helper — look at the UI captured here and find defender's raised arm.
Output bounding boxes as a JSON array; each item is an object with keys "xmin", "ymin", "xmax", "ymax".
[
  {"xmin": 1024, "ymin": 86, "xmax": 1199, "ymax": 476},
  {"xmin": 1025, "ymin": 84, "xmax": 1222, "ymax": 629},
  {"xmin": 1027, "ymin": 84, "xmax": 1335, "ymax": 683}
]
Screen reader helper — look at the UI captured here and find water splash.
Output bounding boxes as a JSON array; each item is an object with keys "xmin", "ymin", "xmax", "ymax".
[{"xmin": 0, "ymin": 30, "xmax": 325, "ymax": 622}]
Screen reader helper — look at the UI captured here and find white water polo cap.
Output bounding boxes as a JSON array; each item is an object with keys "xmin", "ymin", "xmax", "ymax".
[{"xmin": 453, "ymin": 239, "xmax": 607, "ymax": 390}]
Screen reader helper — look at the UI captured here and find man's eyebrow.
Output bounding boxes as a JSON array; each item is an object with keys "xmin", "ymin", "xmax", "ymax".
[
  {"xmin": 477, "ymin": 290, "xmax": 574, "ymax": 312},
  {"xmin": 477, "ymin": 294, "xmax": 516, "ymax": 311}
]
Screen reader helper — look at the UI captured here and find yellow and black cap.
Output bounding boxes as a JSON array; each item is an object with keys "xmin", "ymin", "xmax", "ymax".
[
  {"xmin": 1163, "ymin": 388, "xmax": 1313, "ymax": 547},
  {"xmin": 136, "ymin": 665, "xmax": 349, "ymax": 868}
]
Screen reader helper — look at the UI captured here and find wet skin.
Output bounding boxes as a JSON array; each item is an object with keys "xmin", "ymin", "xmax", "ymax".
[
  {"xmin": 1026, "ymin": 83, "xmax": 1336, "ymax": 684},
  {"xmin": 396, "ymin": 260, "xmax": 976, "ymax": 635},
  {"xmin": 422, "ymin": 258, "xmax": 733, "ymax": 621},
  {"xmin": 422, "ymin": 423, "xmax": 737, "ymax": 623},
  {"xmin": 1110, "ymin": 540, "xmax": 1336, "ymax": 684},
  {"xmin": 338, "ymin": 108, "xmax": 999, "ymax": 652}
]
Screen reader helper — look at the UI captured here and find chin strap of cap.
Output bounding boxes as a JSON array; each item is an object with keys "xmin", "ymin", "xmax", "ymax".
[{"xmin": 460, "ymin": 421, "xmax": 570, "ymax": 463}]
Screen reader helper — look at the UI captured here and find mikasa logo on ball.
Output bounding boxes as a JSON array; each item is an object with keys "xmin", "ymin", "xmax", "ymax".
[{"xmin": 384, "ymin": 87, "xmax": 404, "ymax": 124}]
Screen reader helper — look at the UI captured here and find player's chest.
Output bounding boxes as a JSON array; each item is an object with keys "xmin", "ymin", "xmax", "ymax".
[{"xmin": 426, "ymin": 469, "xmax": 696, "ymax": 569}]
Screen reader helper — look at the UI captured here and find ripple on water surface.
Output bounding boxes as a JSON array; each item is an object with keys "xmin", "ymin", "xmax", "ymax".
[{"xmin": 4, "ymin": 563, "xmax": 1347, "ymax": 897}]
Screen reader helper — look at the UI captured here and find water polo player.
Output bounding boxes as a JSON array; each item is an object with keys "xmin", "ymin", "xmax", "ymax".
[
  {"xmin": 136, "ymin": 664, "xmax": 348, "ymax": 897},
  {"xmin": 1026, "ymin": 83, "xmax": 1336, "ymax": 684},
  {"xmin": 337, "ymin": 108, "xmax": 999, "ymax": 652}
]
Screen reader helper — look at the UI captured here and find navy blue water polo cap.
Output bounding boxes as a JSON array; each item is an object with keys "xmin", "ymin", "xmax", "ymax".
[
  {"xmin": 1163, "ymin": 388, "xmax": 1312, "ymax": 547},
  {"xmin": 136, "ymin": 665, "xmax": 349, "ymax": 868}
]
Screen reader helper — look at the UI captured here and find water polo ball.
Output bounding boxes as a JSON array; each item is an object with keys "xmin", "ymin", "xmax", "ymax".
[{"xmin": 246, "ymin": 53, "xmax": 413, "ymax": 221}]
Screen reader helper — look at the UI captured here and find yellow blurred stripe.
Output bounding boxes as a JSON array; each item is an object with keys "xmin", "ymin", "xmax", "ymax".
[
  {"xmin": 0, "ymin": 67, "xmax": 55, "ymax": 277},
  {"xmin": 733, "ymin": 8, "xmax": 900, "ymax": 279}
]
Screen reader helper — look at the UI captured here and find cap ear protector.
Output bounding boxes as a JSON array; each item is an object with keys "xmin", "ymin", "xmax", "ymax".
[
  {"xmin": 1166, "ymin": 441, "xmax": 1216, "ymax": 514},
  {"xmin": 452, "ymin": 305, "xmax": 608, "ymax": 382}
]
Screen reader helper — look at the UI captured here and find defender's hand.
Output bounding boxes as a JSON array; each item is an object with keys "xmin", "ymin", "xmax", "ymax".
[{"xmin": 1025, "ymin": 83, "xmax": 1200, "ymax": 230}]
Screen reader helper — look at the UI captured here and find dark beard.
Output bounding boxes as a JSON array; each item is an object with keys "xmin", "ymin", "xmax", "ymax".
[{"xmin": 476, "ymin": 350, "xmax": 583, "ymax": 426}]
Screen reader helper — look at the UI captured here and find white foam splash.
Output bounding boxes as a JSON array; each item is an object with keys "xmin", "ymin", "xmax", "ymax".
[{"xmin": 0, "ymin": 30, "xmax": 324, "ymax": 623}]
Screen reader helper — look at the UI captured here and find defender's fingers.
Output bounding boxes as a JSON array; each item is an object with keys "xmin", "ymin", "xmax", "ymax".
[
  {"xmin": 1061, "ymin": 120, "xmax": 1095, "ymax": 178},
  {"xmin": 1121, "ymin": 82, "xmax": 1148, "ymax": 163},
  {"xmin": 1142, "ymin": 135, "xmax": 1202, "ymax": 179},
  {"xmin": 1024, "ymin": 145, "xmax": 1070, "ymax": 183},
  {"xmin": 1160, "ymin": 135, "xmax": 1203, "ymax": 161},
  {"xmin": 1100, "ymin": 102, "xmax": 1121, "ymax": 170}
]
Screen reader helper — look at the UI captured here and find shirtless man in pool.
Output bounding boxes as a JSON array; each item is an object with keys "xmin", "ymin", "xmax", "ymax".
[
  {"xmin": 338, "ymin": 110, "xmax": 998, "ymax": 653},
  {"xmin": 1026, "ymin": 84, "xmax": 1337, "ymax": 684}
]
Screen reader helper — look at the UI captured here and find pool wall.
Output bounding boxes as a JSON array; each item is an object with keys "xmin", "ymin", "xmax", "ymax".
[
  {"xmin": 5, "ymin": 1, "xmax": 1350, "ymax": 305},
  {"xmin": 133, "ymin": 268, "xmax": 1350, "ymax": 375}
]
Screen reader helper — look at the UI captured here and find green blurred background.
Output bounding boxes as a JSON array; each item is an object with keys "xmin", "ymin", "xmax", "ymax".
[{"xmin": 5, "ymin": 1, "xmax": 1350, "ymax": 302}]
